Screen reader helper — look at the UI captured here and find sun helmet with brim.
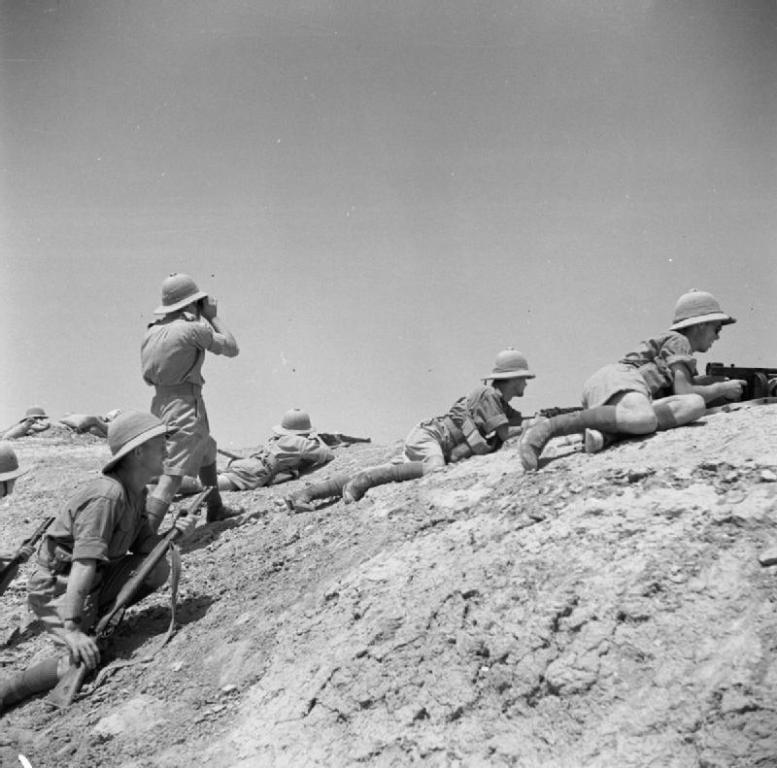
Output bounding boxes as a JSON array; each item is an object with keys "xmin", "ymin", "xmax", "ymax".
[
  {"xmin": 669, "ymin": 290, "xmax": 736, "ymax": 331},
  {"xmin": 273, "ymin": 409, "xmax": 314, "ymax": 436},
  {"xmin": 0, "ymin": 441, "xmax": 28, "ymax": 481},
  {"xmin": 102, "ymin": 411, "xmax": 171, "ymax": 473},
  {"xmin": 23, "ymin": 405, "xmax": 48, "ymax": 420},
  {"xmin": 483, "ymin": 349, "xmax": 535, "ymax": 381},
  {"xmin": 154, "ymin": 273, "xmax": 208, "ymax": 315}
]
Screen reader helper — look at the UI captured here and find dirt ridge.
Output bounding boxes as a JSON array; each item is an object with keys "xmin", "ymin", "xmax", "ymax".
[{"xmin": 2, "ymin": 405, "xmax": 777, "ymax": 767}]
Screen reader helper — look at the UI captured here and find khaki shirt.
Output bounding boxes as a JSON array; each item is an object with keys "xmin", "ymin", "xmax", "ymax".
[
  {"xmin": 619, "ymin": 330, "xmax": 697, "ymax": 397},
  {"xmin": 141, "ymin": 314, "xmax": 229, "ymax": 387},
  {"xmin": 41, "ymin": 475, "xmax": 159, "ymax": 566}
]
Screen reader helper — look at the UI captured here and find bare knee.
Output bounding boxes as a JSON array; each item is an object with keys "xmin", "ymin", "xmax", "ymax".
[{"xmin": 614, "ymin": 394, "xmax": 658, "ymax": 434}]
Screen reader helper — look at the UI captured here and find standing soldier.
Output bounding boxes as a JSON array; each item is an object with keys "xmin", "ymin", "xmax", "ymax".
[{"xmin": 142, "ymin": 273, "xmax": 239, "ymax": 525}]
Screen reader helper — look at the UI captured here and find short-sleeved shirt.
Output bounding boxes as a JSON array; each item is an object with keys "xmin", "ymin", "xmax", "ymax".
[
  {"xmin": 141, "ymin": 314, "xmax": 223, "ymax": 387},
  {"xmin": 427, "ymin": 384, "xmax": 522, "ymax": 456},
  {"xmin": 40, "ymin": 475, "xmax": 159, "ymax": 566},
  {"xmin": 619, "ymin": 330, "xmax": 698, "ymax": 398},
  {"xmin": 263, "ymin": 433, "xmax": 333, "ymax": 473}
]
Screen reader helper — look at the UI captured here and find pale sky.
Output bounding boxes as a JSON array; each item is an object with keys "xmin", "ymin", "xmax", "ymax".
[{"xmin": 2, "ymin": 1, "xmax": 775, "ymax": 447}]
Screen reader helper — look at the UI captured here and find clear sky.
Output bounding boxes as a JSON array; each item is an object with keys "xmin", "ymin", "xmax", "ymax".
[{"xmin": 2, "ymin": 1, "xmax": 775, "ymax": 448}]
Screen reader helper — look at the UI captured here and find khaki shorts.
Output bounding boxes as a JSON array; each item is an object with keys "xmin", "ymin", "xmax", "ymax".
[
  {"xmin": 27, "ymin": 554, "xmax": 169, "ymax": 642},
  {"xmin": 222, "ymin": 456, "xmax": 276, "ymax": 491},
  {"xmin": 582, "ymin": 363, "xmax": 651, "ymax": 409},
  {"xmin": 151, "ymin": 388, "xmax": 217, "ymax": 476},
  {"xmin": 402, "ymin": 423, "xmax": 447, "ymax": 468}
]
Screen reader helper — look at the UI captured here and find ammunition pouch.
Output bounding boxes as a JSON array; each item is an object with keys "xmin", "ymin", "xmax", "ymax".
[
  {"xmin": 38, "ymin": 540, "xmax": 73, "ymax": 575},
  {"xmin": 441, "ymin": 415, "xmax": 490, "ymax": 457}
]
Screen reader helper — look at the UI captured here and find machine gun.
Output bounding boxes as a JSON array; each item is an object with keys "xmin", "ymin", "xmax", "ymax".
[
  {"xmin": 705, "ymin": 363, "xmax": 777, "ymax": 402},
  {"xmin": 46, "ymin": 486, "xmax": 212, "ymax": 709},
  {"xmin": 0, "ymin": 517, "xmax": 55, "ymax": 596}
]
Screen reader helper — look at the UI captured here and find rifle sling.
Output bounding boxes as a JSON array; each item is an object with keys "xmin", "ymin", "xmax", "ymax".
[{"xmin": 79, "ymin": 540, "xmax": 183, "ymax": 699}]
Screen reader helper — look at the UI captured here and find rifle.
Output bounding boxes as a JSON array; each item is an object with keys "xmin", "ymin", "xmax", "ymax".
[
  {"xmin": 705, "ymin": 363, "xmax": 777, "ymax": 402},
  {"xmin": 0, "ymin": 517, "xmax": 55, "ymax": 596},
  {"xmin": 537, "ymin": 406, "xmax": 583, "ymax": 419},
  {"xmin": 47, "ymin": 486, "xmax": 212, "ymax": 709},
  {"xmin": 316, "ymin": 432, "xmax": 372, "ymax": 447}
]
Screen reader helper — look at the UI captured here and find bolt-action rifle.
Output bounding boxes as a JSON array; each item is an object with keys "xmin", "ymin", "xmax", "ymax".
[
  {"xmin": 705, "ymin": 363, "xmax": 777, "ymax": 402},
  {"xmin": 0, "ymin": 517, "xmax": 55, "ymax": 596},
  {"xmin": 46, "ymin": 486, "xmax": 212, "ymax": 709},
  {"xmin": 536, "ymin": 406, "xmax": 584, "ymax": 420}
]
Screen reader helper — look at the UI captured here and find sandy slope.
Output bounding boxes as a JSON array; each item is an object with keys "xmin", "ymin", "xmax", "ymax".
[{"xmin": 2, "ymin": 406, "xmax": 777, "ymax": 767}]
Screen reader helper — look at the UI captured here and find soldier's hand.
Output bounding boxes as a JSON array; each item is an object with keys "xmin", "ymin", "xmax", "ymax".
[
  {"xmin": 173, "ymin": 513, "xmax": 196, "ymax": 540},
  {"xmin": 721, "ymin": 379, "xmax": 747, "ymax": 401},
  {"xmin": 200, "ymin": 295, "xmax": 218, "ymax": 321},
  {"xmin": 63, "ymin": 628, "xmax": 101, "ymax": 670},
  {"xmin": 19, "ymin": 543, "xmax": 35, "ymax": 560}
]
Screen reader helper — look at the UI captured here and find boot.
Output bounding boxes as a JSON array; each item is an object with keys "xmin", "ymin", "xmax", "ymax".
[
  {"xmin": 583, "ymin": 429, "xmax": 617, "ymax": 454},
  {"xmin": 0, "ymin": 657, "xmax": 60, "ymax": 713},
  {"xmin": 199, "ymin": 463, "xmax": 240, "ymax": 522},
  {"xmin": 342, "ymin": 462, "xmax": 424, "ymax": 503},
  {"xmin": 285, "ymin": 474, "xmax": 350, "ymax": 513},
  {"xmin": 520, "ymin": 407, "xmax": 618, "ymax": 471}
]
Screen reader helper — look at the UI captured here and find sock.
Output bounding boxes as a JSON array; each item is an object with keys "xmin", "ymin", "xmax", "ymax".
[
  {"xmin": 549, "ymin": 406, "xmax": 619, "ymax": 437},
  {"xmin": 653, "ymin": 403, "xmax": 679, "ymax": 430}
]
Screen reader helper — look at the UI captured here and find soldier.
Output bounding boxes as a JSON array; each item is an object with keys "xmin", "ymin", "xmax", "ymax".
[
  {"xmin": 287, "ymin": 349, "xmax": 534, "ymax": 511},
  {"xmin": 0, "ymin": 411, "xmax": 194, "ymax": 713},
  {"xmin": 2, "ymin": 406, "xmax": 51, "ymax": 440},
  {"xmin": 0, "ymin": 442, "xmax": 33, "ymax": 567},
  {"xmin": 519, "ymin": 289, "xmax": 746, "ymax": 470},
  {"xmin": 178, "ymin": 408, "xmax": 333, "ymax": 493},
  {"xmin": 141, "ymin": 273, "xmax": 239, "ymax": 525}
]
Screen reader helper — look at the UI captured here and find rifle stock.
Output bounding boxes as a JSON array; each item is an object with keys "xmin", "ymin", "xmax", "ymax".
[
  {"xmin": 0, "ymin": 516, "xmax": 55, "ymax": 596},
  {"xmin": 46, "ymin": 487, "xmax": 212, "ymax": 709}
]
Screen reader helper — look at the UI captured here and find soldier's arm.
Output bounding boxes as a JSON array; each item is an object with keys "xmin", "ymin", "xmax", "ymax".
[
  {"xmin": 61, "ymin": 559, "xmax": 101, "ymax": 669},
  {"xmin": 200, "ymin": 297, "xmax": 239, "ymax": 357},
  {"xmin": 672, "ymin": 364, "xmax": 745, "ymax": 403}
]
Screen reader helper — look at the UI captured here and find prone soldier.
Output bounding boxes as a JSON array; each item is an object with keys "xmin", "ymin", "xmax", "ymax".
[
  {"xmin": 287, "ymin": 349, "xmax": 534, "ymax": 510},
  {"xmin": 179, "ymin": 409, "xmax": 334, "ymax": 493},
  {"xmin": 519, "ymin": 289, "xmax": 746, "ymax": 470}
]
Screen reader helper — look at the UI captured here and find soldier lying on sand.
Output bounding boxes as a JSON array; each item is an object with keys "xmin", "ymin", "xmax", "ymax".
[
  {"xmin": 519, "ymin": 289, "xmax": 746, "ymax": 471},
  {"xmin": 286, "ymin": 349, "xmax": 534, "ymax": 511},
  {"xmin": 177, "ymin": 409, "xmax": 334, "ymax": 493},
  {"xmin": 59, "ymin": 409, "xmax": 121, "ymax": 438},
  {"xmin": 2, "ymin": 406, "xmax": 51, "ymax": 440}
]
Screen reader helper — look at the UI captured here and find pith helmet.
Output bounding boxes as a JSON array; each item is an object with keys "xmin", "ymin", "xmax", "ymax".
[
  {"xmin": 273, "ymin": 409, "xmax": 314, "ymax": 436},
  {"xmin": 23, "ymin": 406, "xmax": 48, "ymax": 420},
  {"xmin": 669, "ymin": 289, "xmax": 736, "ymax": 331},
  {"xmin": 0, "ymin": 441, "xmax": 28, "ymax": 481},
  {"xmin": 484, "ymin": 349, "xmax": 535, "ymax": 381},
  {"xmin": 102, "ymin": 410, "xmax": 170, "ymax": 473},
  {"xmin": 154, "ymin": 273, "xmax": 208, "ymax": 315}
]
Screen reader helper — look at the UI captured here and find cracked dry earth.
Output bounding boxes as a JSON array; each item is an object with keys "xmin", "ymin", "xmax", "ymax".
[{"xmin": 2, "ymin": 405, "xmax": 777, "ymax": 768}]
